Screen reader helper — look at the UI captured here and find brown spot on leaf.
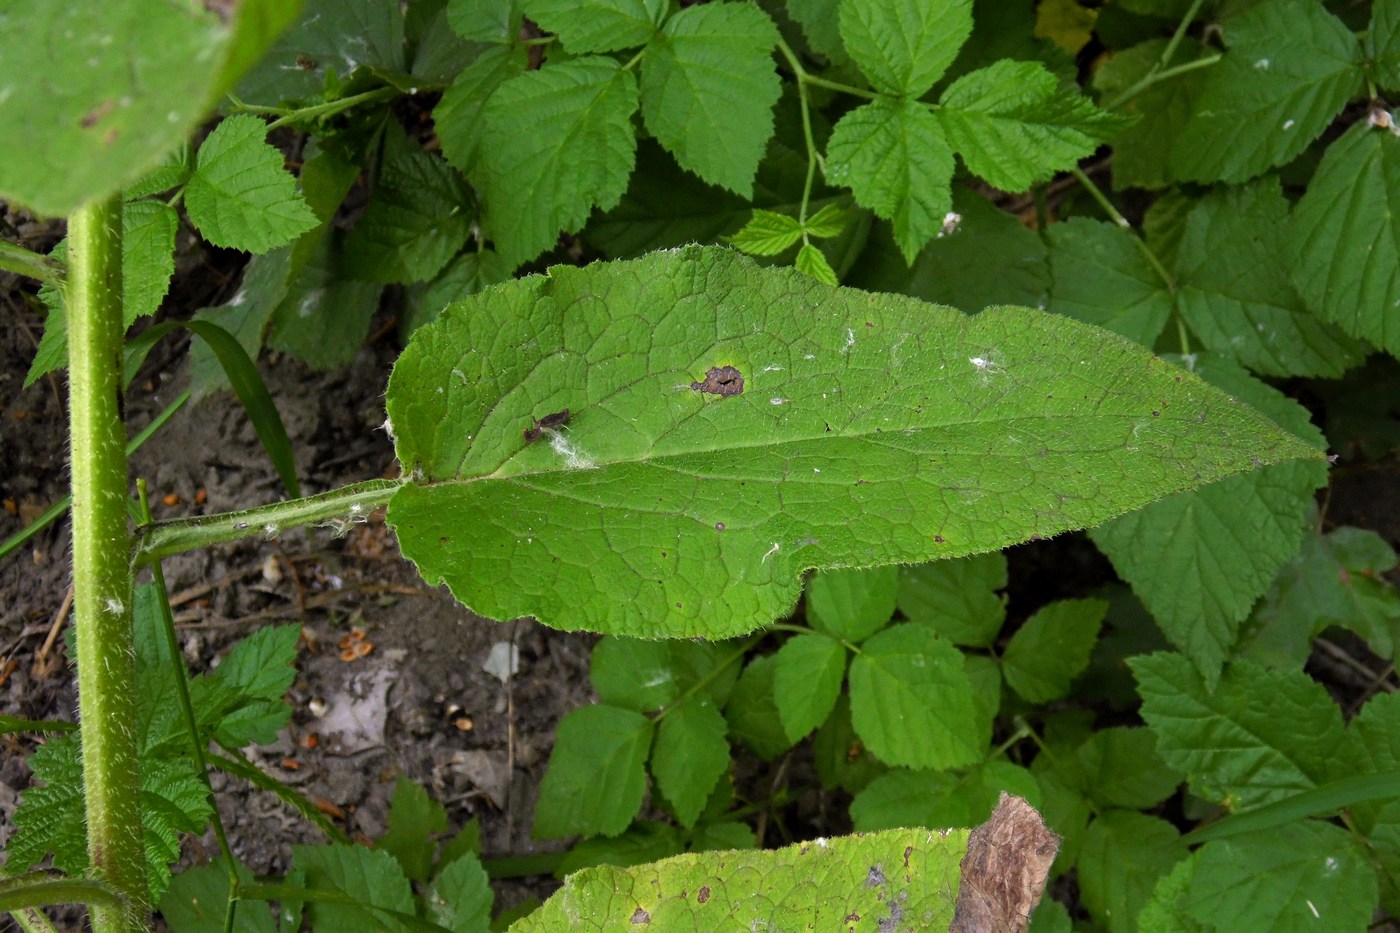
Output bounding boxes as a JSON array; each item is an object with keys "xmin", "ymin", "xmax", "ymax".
[
  {"xmin": 523, "ymin": 408, "xmax": 570, "ymax": 443},
  {"xmin": 865, "ymin": 865, "xmax": 886, "ymax": 888},
  {"xmin": 950, "ymin": 794, "xmax": 1061, "ymax": 933},
  {"xmin": 691, "ymin": 365, "xmax": 744, "ymax": 397},
  {"xmin": 80, "ymin": 100, "xmax": 116, "ymax": 128},
  {"xmin": 296, "ymin": 54, "xmax": 317, "ymax": 70},
  {"xmin": 715, "ymin": 522, "xmax": 725, "ymax": 532},
  {"xmin": 697, "ymin": 886, "xmax": 710, "ymax": 904},
  {"xmin": 629, "ymin": 907, "xmax": 651, "ymax": 924}
]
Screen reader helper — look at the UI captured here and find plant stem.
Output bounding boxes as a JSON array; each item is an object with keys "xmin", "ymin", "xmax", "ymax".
[
  {"xmin": 136, "ymin": 481, "xmax": 240, "ymax": 925},
  {"xmin": 0, "ymin": 239, "xmax": 64, "ymax": 286},
  {"xmin": 134, "ymin": 478, "xmax": 401, "ymax": 565},
  {"xmin": 67, "ymin": 195, "xmax": 148, "ymax": 931},
  {"xmin": 1069, "ymin": 167, "xmax": 1176, "ymax": 292}
]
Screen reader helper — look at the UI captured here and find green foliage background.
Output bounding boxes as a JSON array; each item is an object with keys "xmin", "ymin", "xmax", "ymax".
[{"xmin": 4, "ymin": 0, "xmax": 1400, "ymax": 931}]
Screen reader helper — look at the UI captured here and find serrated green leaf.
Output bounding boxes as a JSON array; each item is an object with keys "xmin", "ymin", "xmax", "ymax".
[
  {"xmin": 186, "ymin": 114, "xmax": 319, "ymax": 254},
  {"xmin": 407, "ymin": 249, "xmax": 514, "ymax": 338},
  {"xmin": 639, "ymin": 2, "xmax": 780, "ymax": 197},
  {"xmin": 1165, "ymin": 822, "xmax": 1377, "ymax": 933},
  {"xmin": 898, "ymin": 553, "xmax": 1006, "ymax": 648},
  {"xmin": 773, "ymin": 633, "xmax": 847, "ymax": 742},
  {"xmin": 205, "ymin": 622, "xmax": 300, "ymax": 747},
  {"xmin": 1002, "ymin": 598, "xmax": 1106, "ymax": 703},
  {"xmin": 524, "ymin": 0, "xmax": 663, "ymax": 53},
  {"xmin": 1092, "ymin": 355, "xmax": 1327, "ymax": 680},
  {"xmin": 839, "ymin": 0, "xmax": 971, "ymax": 96},
  {"xmin": 812, "ymin": 693, "xmax": 886, "ymax": 793},
  {"xmin": 806, "ymin": 566, "xmax": 899, "ymax": 642},
  {"xmin": 724, "ymin": 655, "xmax": 793, "ymax": 760},
  {"xmin": 651, "ymin": 699, "xmax": 730, "ymax": 828},
  {"xmin": 555, "ymin": 821, "xmax": 685, "ymax": 878},
  {"xmin": 937, "ymin": 60, "xmax": 1127, "ymax": 192},
  {"xmin": 1372, "ymin": 0, "xmax": 1400, "ymax": 93},
  {"xmin": 1092, "ymin": 38, "xmax": 1212, "ymax": 190},
  {"xmin": 1174, "ymin": 178, "xmax": 1366, "ymax": 377},
  {"xmin": 7, "ymin": 734, "xmax": 86, "ymax": 877},
  {"xmin": 728, "ymin": 209, "xmax": 803, "ymax": 256},
  {"xmin": 1242, "ymin": 527, "xmax": 1400, "ymax": 666},
  {"xmin": 267, "ymin": 228, "xmax": 384, "ymax": 370},
  {"xmin": 447, "ymin": 0, "xmax": 521, "ymax": 43},
  {"xmin": 534, "ymin": 705, "xmax": 653, "ymax": 838},
  {"xmin": 161, "ymin": 859, "xmax": 278, "ymax": 933},
  {"xmin": 385, "ymin": 247, "xmax": 1323, "ymax": 638},
  {"xmin": 794, "ymin": 242, "xmax": 839, "ymax": 284},
  {"xmin": 24, "ymin": 197, "xmax": 179, "ymax": 386},
  {"xmin": 479, "ymin": 57, "xmax": 639, "ymax": 267},
  {"xmin": 1075, "ymin": 727, "xmax": 1181, "ymax": 811},
  {"xmin": 587, "ymin": 139, "xmax": 754, "ymax": 258},
  {"xmin": 850, "ymin": 760, "xmax": 1039, "ymax": 831},
  {"xmin": 124, "ymin": 145, "xmax": 193, "ymax": 200},
  {"xmin": 848, "ymin": 187, "xmax": 1049, "ymax": 314},
  {"xmin": 848, "ymin": 623, "xmax": 983, "ymax": 770},
  {"xmin": 1077, "ymin": 811, "xmax": 1185, "ymax": 933},
  {"xmin": 0, "ymin": 0, "xmax": 292, "ymax": 217},
  {"xmin": 1290, "ymin": 123, "xmax": 1400, "ymax": 355},
  {"xmin": 435, "ymin": 45, "xmax": 530, "ymax": 176},
  {"xmin": 1045, "ymin": 217, "xmax": 1173, "ymax": 344},
  {"xmin": 1131, "ymin": 653, "xmax": 1349, "ymax": 809},
  {"xmin": 294, "ymin": 843, "xmax": 416, "ymax": 932},
  {"xmin": 826, "ymin": 97, "xmax": 954, "ymax": 264},
  {"xmin": 804, "ymin": 203, "xmax": 851, "ymax": 239},
  {"xmin": 426, "ymin": 851, "xmax": 493, "ymax": 933},
  {"xmin": 515, "ymin": 826, "xmax": 967, "ymax": 931},
  {"xmin": 1168, "ymin": 0, "xmax": 1364, "ymax": 184},
  {"xmin": 343, "ymin": 125, "xmax": 473, "ymax": 284},
  {"xmin": 378, "ymin": 776, "xmax": 449, "ymax": 883},
  {"xmin": 233, "ymin": 0, "xmax": 404, "ymax": 107}
]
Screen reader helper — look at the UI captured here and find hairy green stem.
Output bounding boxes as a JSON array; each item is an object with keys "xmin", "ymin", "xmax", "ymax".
[
  {"xmin": 134, "ymin": 478, "xmax": 400, "ymax": 565},
  {"xmin": 0, "ymin": 239, "xmax": 64, "ymax": 286},
  {"xmin": 0, "ymin": 873, "xmax": 128, "ymax": 920},
  {"xmin": 68, "ymin": 195, "xmax": 148, "ymax": 931}
]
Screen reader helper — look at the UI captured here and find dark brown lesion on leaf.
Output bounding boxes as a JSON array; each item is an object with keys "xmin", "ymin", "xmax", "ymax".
[
  {"xmin": 523, "ymin": 408, "xmax": 570, "ymax": 443},
  {"xmin": 691, "ymin": 365, "xmax": 744, "ymax": 397}
]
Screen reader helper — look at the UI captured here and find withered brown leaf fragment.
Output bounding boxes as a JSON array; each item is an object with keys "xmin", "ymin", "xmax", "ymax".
[
  {"xmin": 949, "ymin": 793, "xmax": 1061, "ymax": 933},
  {"xmin": 690, "ymin": 365, "xmax": 744, "ymax": 397}
]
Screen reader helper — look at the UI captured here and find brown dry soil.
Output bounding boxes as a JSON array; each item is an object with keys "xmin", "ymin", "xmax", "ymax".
[{"xmin": 1, "ymin": 285, "xmax": 596, "ymax": 927}]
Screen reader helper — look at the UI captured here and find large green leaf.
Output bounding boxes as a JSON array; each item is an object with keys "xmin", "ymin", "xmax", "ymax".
[
  {"xmin": 1167, "ymin": 0, "xmax": 1364, "ymax": 184},
  {"xmin": 385, "ymin": 246, "xmax": 1322, "ymax": 638},
  {"xmin": 512, "ymin": 825, "xmax": 966, "ymax": 931},
  {"xmin": 1131, "ymin": 653, "xmax": 1350, "ymax": 810},
  {"xmin": 523, "ymin": 0, "xmax": 664, "ymax": 54},
  {"xmin": 0, "ymin": 0, "xmax": 299, "ymax": 216},
  {"xmin": 1290, "ymin": 123, "xmax": 1400, "ymax": 355},
  {"xmin": 1150, "ymin": 821, "xmax": 1378, "ymax": 933}
]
